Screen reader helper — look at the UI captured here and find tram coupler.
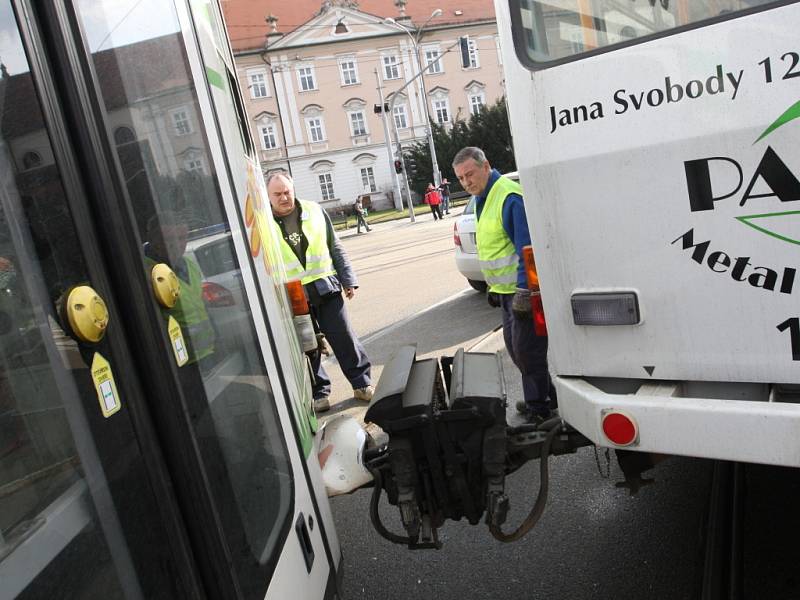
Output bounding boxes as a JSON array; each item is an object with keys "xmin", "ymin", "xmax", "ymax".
[{"xmin": 359, "ymin": 345, "xmax": 592, "ymax": 549}]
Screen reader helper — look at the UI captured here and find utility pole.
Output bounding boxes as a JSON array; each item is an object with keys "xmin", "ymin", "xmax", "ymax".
[{"xmin": 375, "ymin": 68, "xmax": 405, "ymax": 211}]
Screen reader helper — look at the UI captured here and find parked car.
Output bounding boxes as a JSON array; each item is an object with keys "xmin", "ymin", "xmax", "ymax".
[
  {"xmin": 453, "ymin": 171, "xmax": 519, "ymax": 292},
  {"xmin": 185, "ymin": 229, "xmax": 248, "ymax": 365}
]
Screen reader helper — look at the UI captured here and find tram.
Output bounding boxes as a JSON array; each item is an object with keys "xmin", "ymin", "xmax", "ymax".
[{"xmin": 0, "ymin": 0, "xmax": 339, "ymax": 598}]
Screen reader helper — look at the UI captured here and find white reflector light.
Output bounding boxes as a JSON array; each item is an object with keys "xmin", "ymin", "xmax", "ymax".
[{"xmin": 571, "ymin": 292, "xmax": 639, "ymax": 326}]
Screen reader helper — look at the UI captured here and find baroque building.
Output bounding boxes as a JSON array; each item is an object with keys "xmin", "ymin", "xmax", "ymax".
[{"xmin": 223, "ymin": 0, "xmax": 505, "ymax": 213}]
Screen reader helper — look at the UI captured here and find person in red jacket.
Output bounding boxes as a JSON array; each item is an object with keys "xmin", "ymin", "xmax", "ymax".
[{"xmin": 424, "ymin": 183, "xmax": 443, "ymax": 221}]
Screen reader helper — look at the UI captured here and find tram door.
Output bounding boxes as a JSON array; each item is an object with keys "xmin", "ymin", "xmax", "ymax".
[{"xmin": 0, "ymin": 1, "xmax": 334, "ymax": 599}]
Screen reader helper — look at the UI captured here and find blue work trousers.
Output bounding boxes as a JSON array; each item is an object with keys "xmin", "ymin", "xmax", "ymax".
[
  {"xmin": 310, "ymin": 292, "xmax": 371, "ymax": 399},
  {"xmin": 500, "ymin": 293, "xmax": 554, "ymax": 416}
]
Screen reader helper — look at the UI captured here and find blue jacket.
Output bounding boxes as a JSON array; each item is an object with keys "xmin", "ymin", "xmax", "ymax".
[{"xmin": 474, "ymin": 169, "xmax": 531, "ymax": 289}]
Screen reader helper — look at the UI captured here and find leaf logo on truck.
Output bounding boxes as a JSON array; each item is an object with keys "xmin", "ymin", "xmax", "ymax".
[
  {"xmin": 674, "ymin": 99, "xmax": 800, "ymax": 298},
  {"xmin": 674, "ymin": 99, "xmax": 800, "ymax": 360}
]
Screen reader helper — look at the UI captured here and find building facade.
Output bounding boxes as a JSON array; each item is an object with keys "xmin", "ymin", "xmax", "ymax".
[{"xmin": 224, "ymin": 0, "xmax": 505, "ymax": 214}]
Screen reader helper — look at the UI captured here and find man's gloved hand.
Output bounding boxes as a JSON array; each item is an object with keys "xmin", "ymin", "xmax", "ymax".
[
  {"xmin": 511, "ymin": 288, "xmax": 532, "ymax": 320},
  {"xmin": 487, "ymin": 291, "xmax": 501, "ymax": 308}
]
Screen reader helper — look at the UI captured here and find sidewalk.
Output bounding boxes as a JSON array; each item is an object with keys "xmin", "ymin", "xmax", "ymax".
[{"xmin": 336, "ymin": 206, "xmax": 463, "ymax": 240}]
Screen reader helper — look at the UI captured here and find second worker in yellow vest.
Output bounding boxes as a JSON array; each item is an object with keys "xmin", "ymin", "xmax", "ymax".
[
  {"xmin": 453, "ymin": 147, "xmax": 555, "ymax": 423},
  {"xmin": 268, "ymin": 171, "xmax": 373, "ymax": 413}
]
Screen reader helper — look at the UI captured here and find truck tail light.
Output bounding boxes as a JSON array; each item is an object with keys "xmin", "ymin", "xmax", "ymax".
[
  {"xmin": 602, "ymin": 411, "xmax": 638, "ymax": 446},
  {"xmin": 285, "ymin": 280, "xmax": 309, "ymax": 316},
  {"xmin": 285, "ymin": 280, "xmax": 317, "ymax": 352},
  {"xmin": 522, "ymin": 245, "xmax": 547, "ymax": 336},
  {"xmin": 571, "ymin": 292, "xmax": 640, "ymax": 326}
]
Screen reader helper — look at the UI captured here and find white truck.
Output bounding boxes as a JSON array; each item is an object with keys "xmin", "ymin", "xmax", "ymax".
[{"xmin": 494, "ymin": 0, "xmax": 800, "ymax": 466}]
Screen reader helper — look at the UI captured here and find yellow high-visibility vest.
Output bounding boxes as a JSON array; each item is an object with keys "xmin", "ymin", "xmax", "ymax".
[
  {"xmin": 273, "ymin": 200, "xmax": 336, "ymax": 285},
  {"xmin": 476, "ymin": 175, "xmax": 523, "ymax": 295}
]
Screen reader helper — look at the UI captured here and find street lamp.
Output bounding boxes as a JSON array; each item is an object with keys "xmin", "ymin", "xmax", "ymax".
[{"xmin": 384, "ymin": 9, "xmax": 443, "ymax": 189}]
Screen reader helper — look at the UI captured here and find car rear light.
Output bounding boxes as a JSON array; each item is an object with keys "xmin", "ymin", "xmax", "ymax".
[
  {"xmin": 202, "ymin": 281, "xmax": 235, "ymax": 307},
  {"xmin": 522, "ymin": 245, "xmax": 547, "ymax": 336},
  {"xmin": 453, "ymin": 223, "xmax": 461, "ymax": 247},
  {"xmin": 571, "ymin": 292, "xmax": 640, "ymax": 326},
  {"xmin": 285, "ymin": 280, "xmax": 310, "ymax": 316},
  {"xmin": 601, "ymin": 411, "xmax": 638, "ymax": 446}
]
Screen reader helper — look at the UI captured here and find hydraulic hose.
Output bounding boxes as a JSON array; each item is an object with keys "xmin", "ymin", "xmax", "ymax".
[
  {"xmin": 367, "ymin": 466, "xmax": 414, "ymax": 546},
  {"xmin": 489, "ymin": 419, "xmax": 562, "ymax": 542}
]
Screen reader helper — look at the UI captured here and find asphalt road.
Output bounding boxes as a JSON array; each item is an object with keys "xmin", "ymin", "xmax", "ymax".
[{"xmin": 323, "ymin": 216, "xmax": 718, "ymax": 600}]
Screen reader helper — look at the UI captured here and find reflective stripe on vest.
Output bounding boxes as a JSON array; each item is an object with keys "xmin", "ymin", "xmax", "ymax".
[
  {"xmin": 475, "ymin": 175, "xmax": 523, "ymax": 295},
  {"xmin": 146, "ymin": 256, "xmax": 215, "ymax": 362},
  {"xmin": 273, "ymin": 200, "xmax": 336, "ymax": 285}
]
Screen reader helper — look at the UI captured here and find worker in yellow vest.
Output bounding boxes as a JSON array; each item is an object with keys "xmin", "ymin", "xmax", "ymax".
[
  {"xmin": 267, "ymin": 171, "xmax": 373, "ymax": 413},
  {"xmin": 453, "ymin": 147, "xmax": 554, "ymax": 423}
]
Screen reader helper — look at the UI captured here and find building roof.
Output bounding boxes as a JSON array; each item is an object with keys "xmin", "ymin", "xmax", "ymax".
[{"xmin": 222, "ymin": 0, "xmax": 496, "ymax": 53}]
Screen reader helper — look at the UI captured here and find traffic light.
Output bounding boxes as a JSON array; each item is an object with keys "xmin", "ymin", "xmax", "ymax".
[
  {"xmin": 405, "ymin": 155, "xmax": 418, "ymax": 178},
  {"xmin": 394, "ymin": 159, "xmax": 403, "ymax": 174}
]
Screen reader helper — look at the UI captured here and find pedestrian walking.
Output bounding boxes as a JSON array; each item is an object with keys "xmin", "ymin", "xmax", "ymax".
[
  {"xmin": 439, "ymin": 178, "xmax": 451, "ymax": 215},
  {"xmin": 424, "ymin": 183, "xmax": 443, "ymax": 221},
  {"xmin": 268, "ymin": 171, "xmax": 374, "ymax": 412},
  {"xmin": 452, "ymin": 147, "xmax": 554, "ymax": 423},
  {"xmin": 353, "ymin": 197, "xmax": 371, "ymax": 234}
]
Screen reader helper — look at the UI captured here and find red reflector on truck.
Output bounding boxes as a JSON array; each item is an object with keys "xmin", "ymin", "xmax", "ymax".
[{"xmin": 602, "ymin": 412, "xmax": 638, "ymax": 446}]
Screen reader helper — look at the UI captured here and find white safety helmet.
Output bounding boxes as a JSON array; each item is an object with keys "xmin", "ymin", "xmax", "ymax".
[{"xmin": 317, "ymin": 415, "xmax": 374, "ymax": 496}]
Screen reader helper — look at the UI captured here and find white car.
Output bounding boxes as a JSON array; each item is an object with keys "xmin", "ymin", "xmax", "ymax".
[{"xmin": 453, "ymin": 171, "xmax": 519, "ymax": 292}]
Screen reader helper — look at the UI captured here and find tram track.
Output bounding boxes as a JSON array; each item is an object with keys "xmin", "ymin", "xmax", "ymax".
[{"xmin": 699, "ymin": 461, "xmax": 745, "ymax": 600}]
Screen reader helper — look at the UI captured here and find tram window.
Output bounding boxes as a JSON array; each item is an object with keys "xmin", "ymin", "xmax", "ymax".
[
  {"xmin": 513, "ymin": 0, "xmax": 781, "ymax": 67},
  {"xmin": 0, "ymin": 2, "xmax": 178, "ymax": 597},
  {"xmin": 72, "ymin": 0, "xmax": 294, "ymax": 593}
]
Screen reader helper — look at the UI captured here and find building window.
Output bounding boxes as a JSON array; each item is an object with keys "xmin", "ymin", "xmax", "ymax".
[
  {"xmin": 114, "ymin": 126, "xmax": 136, "ymax": 145},
  {"xmin": 339, "ymin": 58, "xmax": 359, "ymax": 85},
  {"xmin": 172, "ymin": 108, "xmax": 192, "ymax": 135},
  {"xmin": 382, "ymin": 54, "xmax": 401, "ymax": 80},
  {"xmin": 466, "ymin": 38, "xmax": 480, "ymax": 69},
  {"xmin": 297, "ymin": 66, "xmax": 316, "ymax": 91},
  {"xmin": 248, "ymin": 70, "xmax": 269, "ymax": 98},
  {"xmin": 184, "ymin": 156, "xmax": 205, "ymax": 173},
  {"xmin": 360, "ymin": 166, "xmax": 377, "ymax": 193},
  {"xmin": 433, "ymin": 99, "xmax": 450, "ymax": 124},
  {"xmin": 306, "ymin": 117, "xmax": 325, "ymax": 143},
  {"xmin": 469, "ymin": 93, "xmax": 486, "ymax": 115},
  {"xmin": 424, "ymin": 47, "xmax": 443, "ymax": 74},
  {"xmin": 393, "ymin": 104, "xmax": 408, "ymax": 129},
  {"xmin": 318, "ymin": 173, "xmax": 335, "ymax": 201},
  {"xmin": 22, "ymin": 151, "xmax": 42, "ymax": 170},
  {"xmin": 349, "ymin": 111, "xmax": 367, "ymax": 136},
  {"xmin": 260, "ymin": 123, "xmax": 277, "ymax": 150}
]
